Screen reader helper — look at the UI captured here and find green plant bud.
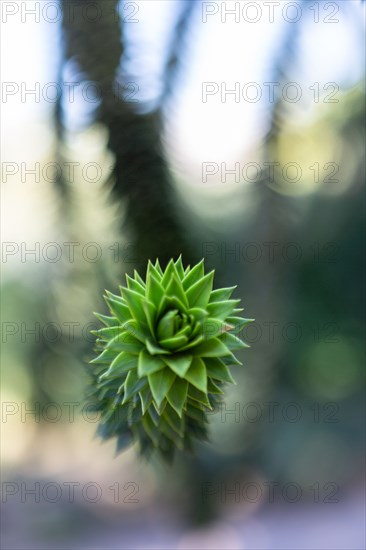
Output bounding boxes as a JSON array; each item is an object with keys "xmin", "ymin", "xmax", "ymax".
[{"xmin": 89, "ymin": 257, "xmax": 253, "ymax": 462}]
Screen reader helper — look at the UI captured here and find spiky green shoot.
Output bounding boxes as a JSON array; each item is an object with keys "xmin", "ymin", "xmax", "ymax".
[{"xmin": 89, "ymin": 257, "xmax": 252, "ymax": 462}]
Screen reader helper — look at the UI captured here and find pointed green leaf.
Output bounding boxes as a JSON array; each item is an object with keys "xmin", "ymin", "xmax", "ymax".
[
  {"xmin": 162, "ymin": 354, "xmax": 192, "ymax": 377},
  {"xmin": 221, "ymin": 353, "xmax": 242, "ymax": 366},
  {"xmin": 159, "ymin": 334, "xmax": 189, "ymax": 350},
  {"xmin": 148, "ymin": 368, "xmax": 176, "ymax": 407},
  {"xmin": 156, "ymin": 309, "xmax": 177, "ymax": 340},
  {"xmin": 122, "ymin": 320, "xmax": 147, "ymax": 343},
  {"xmin": 185, "ymin": 401, "xmax": 206, "ymax": 422},
  {"xmin": 166, "ymin": 378, "xmax": 188, "ymax": 417},
  {"xmin": 204, "ymin": 357, "xmax": 236, "ymax": 383},
  {"xmin": 142, "ymin": 414, "xmax": 160, "ymax": 446},
  {"xmin": 145, "ymin": 339, "xmax": 171, "ymax": 355},
  {"xmin": 100, "ymin": 352, "xmax": 138, "ymax": 379},
  {"xmin": 210, "ymin": 286, "xmax": 237, "ymax": 302},
  {"xmin": 142, "ymin": 299, "xmax": 157, "ymax": 337},
  {"xmin": 158, "ymin": 295, "xmax": 187, "ymax": 317},
  {"xmin": 104, "ymin": 296, "xmax": 131, "ymax": 323},
  {"xmin": 106, "ymin": 332, "xmax": 143, "ymax": 354},
  {"xmin": 179, "ymin": 333, "xmax": 205, "ymax": 351},
  {"xmin": 90, "ymin": 347, "xmax": 118, "ymax": 364},
  {"xmin": 123, "ymin": 370, "xmax": 147, "ymax": 403},
  {"xmin": 188, "ymin": 385, "xmax": 212, "ymax": 408},
  {"xmin": 121, "ymin": 287, "xmax": 147, "ymax": 327},
  {"xmin": 184, "ymin": 357, "xmax": 207, "ymax": 393},
  {"xmin": 192, "ymin": 337, "xmax": 230, "ymax": 357},
  {"xmin": 157, "ymin": 416, "xmax": 184, "ymax": 448},
  {"xmin": 134, "ymin": 269, "xmax": 145, "ymax": 287},
  {"xmin": 207, "ymin": 299, "xmax": 240, "ymax": 320},
  {"xmin": 148, "ymin": 404, "xmax": 160, "ymax": 426},
  {"xmin": 208, "ymin": 378, "xmax": 224, "ymax": 394},
  {"xmin": 163, "ymin": 404, "xmax": 185, "ymax": 436},
  {"xmin": 182, "ymin": 259, "xmax": 204, "ymax": 290},
  {"xmin": 95, "ymin": 326, "xmax": 123, "ymax": 341},
  {"xmin": 185, "ymin": 419, "xmax": 209, "ymax": 441},
  {"xmin": 138, "ymin": 350, "xmax": 165, "ymax": 377},
  {"xmin": 139, "ymin": 386, "xmax": 153, "ymax": 414},
  {"xmin": 124, "ymin": 274, "xmax": 145, "ymax": 295},
  {"xmin": 226, "ymin": 316, "xmax": 254, "ymax": 335},
  {"xmin": 189, "ymin": 321, "xmax": 204, "ymax": 340},
  {"xmin": 154, "ymin": 259, "xmax": 164, "ymax": 276},
  {"xmin": 147, "ymin": 259, "xmax": 162, "ymax": 282},
  {"xmin": 105, "ymin": 290, "xmax": 126, "ymax": 304},
  {"xmin": 93, "ymin": 312, "xmax": 118, "ymax": 327},
  {"xmin": 174, "ymin": 325, "xmax": 192, "ymax": 341},
  {"xmin": 146, "ymin": 273, "xmax": 165, "ymax": 310},
  {"xmin": 221, "ymin": 331, "xmax": 249, "ymax": 350},
  {"xmin": 161, "ymin": 258, "xmax": 177, "ymax": 289},
  {"xmin": 174, "ymin": 255, "xmax": 184, "ymax": 278},
  {"xmin": 152, "ymin": 398, "xmax": 167, "ymax": 416},
  {"xmin": 188, "ymin": 307, "xmax": 208, "ymax": 321},
  {"xmin": 186, "ymin": 271, "xmax": 214, "ymax": 308},
  {"xmin": 166, "ymin": 274, "xmax": 189, "ymax": 308},
  {"xmin": 202, "ymin": 318, "xmax": 231, "ymax": 341}
]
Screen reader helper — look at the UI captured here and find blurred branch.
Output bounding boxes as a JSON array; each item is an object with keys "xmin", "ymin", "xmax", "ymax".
[
  {"xmin": 159, "ymin": 0, "xmax": 199, "ymax": 105},
  {"xmin": 60, "ymin": 0, "xmax": 194, "ymax": 266},
  {"xmin": 264, "ymin": 0, "xmax": 306, "ymax": 147}
]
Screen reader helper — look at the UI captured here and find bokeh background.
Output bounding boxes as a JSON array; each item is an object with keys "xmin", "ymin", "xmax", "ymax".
[{"xmin": 1, "ymin": 1, "xmax": 365, "ymax": 548}]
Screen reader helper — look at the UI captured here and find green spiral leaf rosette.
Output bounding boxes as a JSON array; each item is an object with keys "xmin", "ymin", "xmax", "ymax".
[{"xmin": 89, "ymin": 257, "xmax": 253, "ymax": 462}]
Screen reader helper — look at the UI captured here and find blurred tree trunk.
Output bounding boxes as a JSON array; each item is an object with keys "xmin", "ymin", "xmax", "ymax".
[{"xmin": 60, "ymin": 0, "xmax": 196, "ymax": 266}]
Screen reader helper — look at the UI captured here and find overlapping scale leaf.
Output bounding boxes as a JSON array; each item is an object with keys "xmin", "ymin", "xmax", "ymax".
[{"xmin": 89, "ymin": 256, "xmax": 253, "ymax": 461}]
